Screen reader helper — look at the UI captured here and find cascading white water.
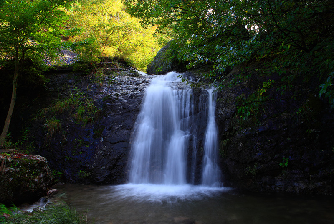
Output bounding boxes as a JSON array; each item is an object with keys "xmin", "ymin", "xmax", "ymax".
[
  {"xmin": 129, "ymin": 72, "xmax": 222, "ymax": 189},
  {"xmin": 129, "ymin": 72, "xmax": 190, "ymax": 185},
  {"xmin": 201, "ymin": 89, "xmax": 221, "ymax": 187}
]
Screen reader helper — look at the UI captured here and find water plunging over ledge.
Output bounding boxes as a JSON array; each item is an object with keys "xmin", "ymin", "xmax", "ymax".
[
  {"xmin": 128, "ymin": 72, "xmax": 223, "ymax": 196},
  {"xmin": 202, "ymin": 89, "xmax": 221, "ymax": 187}
]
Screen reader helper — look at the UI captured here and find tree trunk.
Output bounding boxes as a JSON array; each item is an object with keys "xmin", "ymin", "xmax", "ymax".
[{"xmin": 0, "ymin": 47, "xmax": 19, "ymax": 148}]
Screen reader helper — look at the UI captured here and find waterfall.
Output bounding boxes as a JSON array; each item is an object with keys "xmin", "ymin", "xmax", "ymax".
[
  {"xmin": 129, "ymin": 72, "xmax": 221, "ymax": 187},
  {"xmin": 201, "ymin": 89, "xmax": 221, "ymax": 187},
  {"xmin": 129, "ymin": 72, "xmax": 188, "ymax": 185}
]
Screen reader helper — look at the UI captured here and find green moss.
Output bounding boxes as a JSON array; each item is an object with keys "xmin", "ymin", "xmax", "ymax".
[
  {"xmin": 77, "ymin": 170, "xmax": 91, "ymax": 179},
  {"xmin": 36, "ymin": 87, "xmax": 101, "ymax": 137},
  {"xmin": 245, "ymin": 163, "xmax": 258, "ymax": 176}
]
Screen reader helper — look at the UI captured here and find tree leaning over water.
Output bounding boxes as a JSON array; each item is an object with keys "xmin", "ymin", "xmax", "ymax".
[{"xmin": 0, "ymin": 0, "xmax": 71, "ymax": 147}]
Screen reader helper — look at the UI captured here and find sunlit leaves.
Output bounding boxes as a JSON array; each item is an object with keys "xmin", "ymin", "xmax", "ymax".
[
  {"xmin": 68, "ymin": 0, "xmax": 164, "ymax": 71},
  {"xmin": 0, "ymin": 0, "xmax": 70, "ymax": 64},
  {"xmin": 124, "ymin": 0, "xmax": 333, "ymax": 71}
]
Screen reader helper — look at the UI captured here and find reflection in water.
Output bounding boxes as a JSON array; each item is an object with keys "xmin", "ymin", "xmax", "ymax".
[{"xmin": 56, "ymin": 184, "xmax": 334, "ymax": 224}]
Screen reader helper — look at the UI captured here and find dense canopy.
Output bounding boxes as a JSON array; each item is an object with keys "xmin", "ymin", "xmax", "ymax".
[{"xmin": 124, "ymin": 0, "xmax": 334, "ymax": 105}]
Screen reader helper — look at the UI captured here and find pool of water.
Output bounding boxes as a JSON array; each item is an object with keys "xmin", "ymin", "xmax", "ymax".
[{"xmin": 56, "ymin": 184, "xmax": 334, "ymax": 224}]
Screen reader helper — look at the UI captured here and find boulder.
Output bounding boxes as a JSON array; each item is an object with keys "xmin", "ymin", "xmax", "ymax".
[
  {"xmin": 147, "ymin": 41, "xmax": 187, "ymax": 75},
  {"xmin": 0, "ymin": 151, "xmax": 54, "ymax": 205}
]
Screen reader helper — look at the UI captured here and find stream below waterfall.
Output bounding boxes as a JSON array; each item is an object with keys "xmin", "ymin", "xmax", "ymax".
[{"xmin": 55, "ymin": 183, "xmax": 333, "ymax": 224}]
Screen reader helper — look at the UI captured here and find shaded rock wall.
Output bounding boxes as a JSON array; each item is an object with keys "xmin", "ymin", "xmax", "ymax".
[
  {"xmin": 28, "ymin": 70, "xmax": 152, "ymax": 184},
  {"xmin": 214, "ymin": 68, "xmax": 334, "ymax": 195},
  {"xmin": 184, "ymin": 87, "xmax": 209, "ymax": 185},
  {"xmin": 91, "ymin": 75, "xmax": 153, "ymax": 184}
]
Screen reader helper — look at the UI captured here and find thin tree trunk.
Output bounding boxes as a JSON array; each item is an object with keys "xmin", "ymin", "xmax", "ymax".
[{"xmin": 0, "ymin": 47, "xmax": 19, "ymax": 148}]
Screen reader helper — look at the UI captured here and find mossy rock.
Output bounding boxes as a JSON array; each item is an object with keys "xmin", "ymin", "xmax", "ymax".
[
  {"xmin": 146, "ymin": 41, "xmax": 187, "ymax": 75},
  {"xmin": 0, "ymin": 151, "xmax": 54, "ymax": 205}
]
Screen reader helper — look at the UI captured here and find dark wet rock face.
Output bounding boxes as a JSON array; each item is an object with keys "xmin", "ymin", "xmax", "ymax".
[
  {"xmin": 29, "ymin": 71, "xmax": 153, "ymax": 185},
  {"xmin": 215, "ymin": 70, "xmax": 334, "ymax": 195},
  {"xmin": 0, "ymin": 152, "xmax": 54, "ymax": 205},
  {"xmin": 91, "ymin": 75, "xmax": 153, "ymax": 184}
]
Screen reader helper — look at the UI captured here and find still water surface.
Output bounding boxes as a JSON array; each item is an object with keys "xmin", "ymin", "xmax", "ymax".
[{"xmin": 56, "ymin": 184, "xmax": 334, "ymax": 224}]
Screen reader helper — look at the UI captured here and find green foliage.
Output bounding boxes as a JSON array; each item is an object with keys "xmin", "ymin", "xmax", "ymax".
[
  {"xmin": 237, "ymin": 79, "xmax": 275, "ymax": 120},
  {"xmin": 0, "ymin": 0, "xmax": 71, "ymax": 66},
  {"xmin": 1, "ymin": 133, "xmax": 18, "ymax": 149},
  {"xmin": 0, "ymin": 203, "xmax": 17, "ymax": 223},
  {"xmin": 77, "ymin": 170, "xmax": 91, "ymax": 179},
  {"xmin": 52, "ymin": 170, "xmax": 63, "ymax": 182},
  {"xmin": 67, "ymin": 0, "xmax": 166, "ymax": 71},
  {"xmin": 38, "ymin": 87, "xmax": 99, "ymax": 135},
  {"xmin": 0, "ymin": 129, "xmax": 34, "ymax": 153},
  {"xmin": 319, "ymin": 72, "xmax": 334, "ymax": 107},
  {"xmin": 45, "ymin": 117, "xmax": 62, "ymax": 138},
  {"xmin": 124, "ymin": 0, "xmax": 334, "ymax": 105},
  {"xmin": 0, "ymin": 0, "xmax": 73, "ymax": 147},
  {"xmin": 1, "ymin": 202, "xmax": 87, "ymax": 224},
  {"xmin": 245, "ymin": 163, "xmax": 258, "ymax": 176},
  {"xmin": 279, "ymin": 157, "xmax": 289, "ymax": 168}
]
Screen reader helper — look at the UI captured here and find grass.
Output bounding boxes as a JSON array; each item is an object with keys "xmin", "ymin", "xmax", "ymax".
[{"xmin": 1, "ymin": 201, "xmax": 88, "ymax": 224}]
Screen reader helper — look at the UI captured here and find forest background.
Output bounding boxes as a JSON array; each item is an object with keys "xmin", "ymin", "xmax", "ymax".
[{"xmin": 1, "ymin": 0, "xmax": 334, "ymax": 157}]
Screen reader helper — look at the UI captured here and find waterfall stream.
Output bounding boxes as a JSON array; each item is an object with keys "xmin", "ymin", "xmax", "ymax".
[
  {"xmin": 202, "ymin": 89, "xmax": 222, "ymax": 186},
  {"xmin": 129, "ymin": 72, "xmax": 221, "ymax": 188}
]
